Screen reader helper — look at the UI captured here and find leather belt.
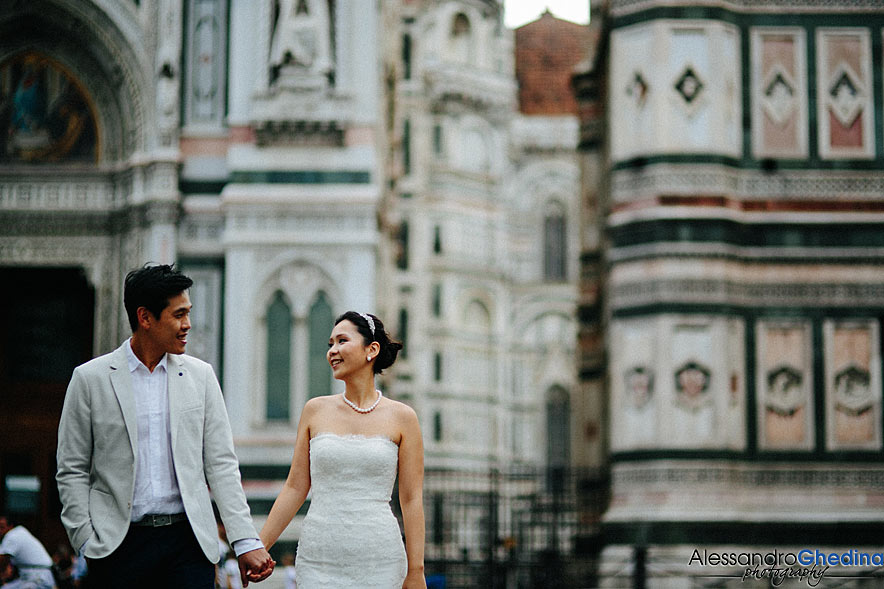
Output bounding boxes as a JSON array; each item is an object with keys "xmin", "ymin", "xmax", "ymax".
[{"xmin": 133, "ymin": 513, "xmax": 188, "ymax": 527}]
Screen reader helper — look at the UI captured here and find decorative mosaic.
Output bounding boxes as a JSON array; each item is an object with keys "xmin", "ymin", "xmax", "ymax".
[
  {"xmin": 824, "ymin": 320, "xmax": 882, "ymax": 450},
  {"xmin": 816, "ymin": 28, "xmax": 874, "ymax": 158},
  {"xmin": 756, "ymin": 321, "xmax": 814, "ymax": 450},
  {"xmin": 751, "ymin": 28, "xmax": 808, "ymax": 158}
]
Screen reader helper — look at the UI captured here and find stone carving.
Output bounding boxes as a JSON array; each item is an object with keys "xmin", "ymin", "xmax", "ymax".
[
  {"xmin": 674, "ymin": 361, "xmax": 711, "ymax": 410},
  {"xmin": 765, "ymin": 365, "xmax": 804, "ymax": 416},
  {"xmin": 625, "ymin": 366, "xmax": 653, "ymax": 409},
  {"xmin": 270, "ymin": 0, "xmax": 333, "ymax": 89}
]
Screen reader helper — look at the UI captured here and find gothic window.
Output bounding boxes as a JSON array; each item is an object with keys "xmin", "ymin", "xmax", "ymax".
[
  {"xmin": 396, "ymin": 220, "xmax": 409, "ymax": 270},
  {"xmin": 432, "ymin": 123, "xmax": 443, "ymax": 156},
  {"xmin": 402, "ymin": 119, "xmax": 412, "ymax": 175},
  {"xmin": 434, "ymin": 352, "xmax": 443, "ymax": 381},
  {"xmin": 402, "ymin": 33, "xmax": 412, "ymax": 80},
  {"xmin": 433, "ymin": 411, "xmax": 443, "ymax": 441},
  {"xmin": 433, "ymin": 225, "xmax": 442, "ymax": 254},
  {"xmin": 450, "ymin": 13, "xmax": 472, "ymax": 63},
  {"xmin": 432, "ymin": 283, "xmax": 442, "ymax": 317},
  {"xmin": 546, "ymin": 386, "xmax": 570, "ymax": 492},
  {"xmin": 398, "ymin": 307, "xmax": 409, "ymax": 358},
  {"xmin": 266, "ymin": 291, "xmax": 292, "ymax": 420},
  {"xmin": 308, "ymin": 291, "xmax": 333, "ymax": 399},
  {"xmin": 543, "ymin": 202, "xmax": 567, "ymax": 281}
]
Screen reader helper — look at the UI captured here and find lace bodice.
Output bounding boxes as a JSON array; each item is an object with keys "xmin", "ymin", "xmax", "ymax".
[
  {"xmin": 308, "ymin": 433, "xmax": 398, "ymax": 508},
  {"xmin": 294, "ymin": 433, "xmax": 407, "ymax": 588}
]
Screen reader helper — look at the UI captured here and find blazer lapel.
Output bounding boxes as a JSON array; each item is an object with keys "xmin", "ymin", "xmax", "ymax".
[{"xmin": 108, "ymin": 344, "xmax": 138, "ymax": 457}]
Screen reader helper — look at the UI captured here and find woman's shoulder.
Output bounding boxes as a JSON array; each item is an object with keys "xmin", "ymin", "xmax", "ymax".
[
  {"xmin": 302, "ymin": 394, "xmax": 340, "ymax": 413},
  {"xmin": 384, "ymin": 396, "xmax": 419, "ymax": 423}
]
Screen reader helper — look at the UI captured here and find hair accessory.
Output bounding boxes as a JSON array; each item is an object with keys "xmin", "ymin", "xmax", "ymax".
[
  {"xmin": 342, "ymin": 390, "xmax": 383, "ymax": 413},
  {"xmin": 359, "ymin": 312, "xmax": 376, "ymax": 336}
]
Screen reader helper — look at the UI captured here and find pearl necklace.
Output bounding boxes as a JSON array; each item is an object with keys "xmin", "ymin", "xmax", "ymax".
[{"xmin": 342, "ymin": 390, "xmax": 382, "ymax": 414}]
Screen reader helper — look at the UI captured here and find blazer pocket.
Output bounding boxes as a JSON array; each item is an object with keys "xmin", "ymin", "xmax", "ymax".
[{"xmin": 88, "ymin": 488, "xmax": 112, "ymax": 532}]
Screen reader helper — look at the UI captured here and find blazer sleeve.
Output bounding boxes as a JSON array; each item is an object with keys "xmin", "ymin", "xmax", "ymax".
[
  {"xmin": 56, "ymin": 367, "xmax": 95, "ymax": 551},
  {"xmin": 201, "ymin": 364, "xmax": 259, "ymax": 544}
]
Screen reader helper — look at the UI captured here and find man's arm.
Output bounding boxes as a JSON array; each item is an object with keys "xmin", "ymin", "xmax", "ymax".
[
  {"xmin": 56, "ymin": 368, "xmax": 95, "ymax": 552},
  {"xmin": 201, "ymin": 365, "xmax": 274, "ymax": 585}
]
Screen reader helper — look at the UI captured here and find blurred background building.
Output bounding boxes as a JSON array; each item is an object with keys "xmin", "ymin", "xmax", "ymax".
[
  {"xmin": 1, "ymin": 0, "xmax": 883, "ymax": 587},
  {"xmin": 578, "ymin": 0, "xmax": 884, "ymax": 586}
]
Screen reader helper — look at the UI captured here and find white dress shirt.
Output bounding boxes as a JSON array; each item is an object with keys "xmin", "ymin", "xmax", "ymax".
[
  {"xmin": 126, "ymin": 339, "xmax": 186, "ymax": 521},
  {"xmin": 124, "ymin": 339, "xmax": 262, "ymax": 557}
]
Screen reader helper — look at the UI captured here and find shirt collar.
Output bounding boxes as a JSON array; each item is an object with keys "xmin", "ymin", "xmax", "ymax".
[{"xmin": 125, "ymin": 338, "xmax": 168, "ymax": 373}]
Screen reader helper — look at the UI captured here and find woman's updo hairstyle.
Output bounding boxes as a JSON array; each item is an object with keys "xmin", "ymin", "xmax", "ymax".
[{"xmin": 334, "ymin": 311, "xmax": 403, "ymax": 374}]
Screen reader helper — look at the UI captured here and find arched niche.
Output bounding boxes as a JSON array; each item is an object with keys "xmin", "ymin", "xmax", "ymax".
[{"xmin": 0, "ymin": 1, "xmax": 149, "ymax": 163}]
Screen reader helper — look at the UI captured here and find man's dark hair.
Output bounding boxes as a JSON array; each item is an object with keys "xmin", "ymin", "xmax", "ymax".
[{"xmin": 124, "ymin": 264, "xmax": 193, "ymax": 332}]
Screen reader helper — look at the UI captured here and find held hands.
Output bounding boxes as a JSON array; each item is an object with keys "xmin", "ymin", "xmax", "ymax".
[{"xmin": 238, "ymin": 547, "xmax": 275, "ymax": 586}]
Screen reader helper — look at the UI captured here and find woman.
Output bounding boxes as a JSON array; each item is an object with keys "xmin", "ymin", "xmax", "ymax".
[{"xmin": 259, "ymin": 312, "xmax": 426, "ymax": 589}]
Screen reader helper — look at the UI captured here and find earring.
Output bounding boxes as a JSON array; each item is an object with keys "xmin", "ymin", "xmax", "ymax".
[{"xmin": 367, "ymin": 355, "xmax": 372, "ymax": 362}]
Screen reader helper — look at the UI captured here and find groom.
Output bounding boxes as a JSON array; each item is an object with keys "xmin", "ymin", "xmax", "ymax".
[{"xmin": 57, "ymin": 264, "xmax": 274, "ymax": 588}]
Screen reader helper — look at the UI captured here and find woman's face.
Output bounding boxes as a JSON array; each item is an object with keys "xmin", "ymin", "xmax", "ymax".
[{"xmin": 327, "ymin": 320, "xmax": 371, "ymax": 380}]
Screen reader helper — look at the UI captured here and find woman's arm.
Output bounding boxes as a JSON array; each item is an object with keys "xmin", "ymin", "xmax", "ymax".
[
  {"xmin": 397, "ymin": 404, "xmax": 427, "ymax": 589},
  {"xmin": 259, "ymin": 399, "xmax": 316, "ymax": 550}
]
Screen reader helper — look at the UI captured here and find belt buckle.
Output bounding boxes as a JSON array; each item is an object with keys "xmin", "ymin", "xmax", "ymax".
[{"xmin": 151, "ymin": 514, "xmax": 172, "ymax": 526}]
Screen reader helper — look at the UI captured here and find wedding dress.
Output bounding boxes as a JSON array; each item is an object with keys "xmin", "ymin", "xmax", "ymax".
[{"xmin": 295, "ymin": 433, "xmax": 407, "ymax": 588}]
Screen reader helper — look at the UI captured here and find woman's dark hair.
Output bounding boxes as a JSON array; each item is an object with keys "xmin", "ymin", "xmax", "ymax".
[
  {"xmin": 124, "ymin": 263, "xmax": 194, "ymax": 332},
  {"xmin": 334, "ymin": 311, "xmax": 403, "ymax": 374}
]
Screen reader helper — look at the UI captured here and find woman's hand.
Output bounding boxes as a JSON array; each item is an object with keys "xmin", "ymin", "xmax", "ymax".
[{"xmin": 402, "ymin": 568, "xmax": 427, "ymax": 589}]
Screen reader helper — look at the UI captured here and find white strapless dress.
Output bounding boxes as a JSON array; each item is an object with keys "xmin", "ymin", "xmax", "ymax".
[{"xmin": 295, "ymin": 433, "xmax": 407, "ymax": 588}]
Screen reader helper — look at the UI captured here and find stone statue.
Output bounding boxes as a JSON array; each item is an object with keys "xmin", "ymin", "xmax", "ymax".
[{"xmin": 270, "ymin": 0, "xmax": 332, "ymax": 88}]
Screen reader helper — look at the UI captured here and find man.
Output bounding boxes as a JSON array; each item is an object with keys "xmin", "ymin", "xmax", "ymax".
[
  {"xmin": 56, "ymin": 264, "xmax": 274, "ymax": 588},
  {"xmin": 0, "ymin": 516, "xmax": 55, "ymax": 588}
]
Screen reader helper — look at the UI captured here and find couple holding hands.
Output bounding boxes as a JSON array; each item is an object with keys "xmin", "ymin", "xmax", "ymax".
[{"xmin": 56, "ymin": 264, "xmax": 425, "ymax": 588}]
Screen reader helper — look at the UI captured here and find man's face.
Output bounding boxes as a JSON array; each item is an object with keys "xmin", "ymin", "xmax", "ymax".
[{"xmin": 143, "ymin": 291, "xmax": 191, "ymax": 355}]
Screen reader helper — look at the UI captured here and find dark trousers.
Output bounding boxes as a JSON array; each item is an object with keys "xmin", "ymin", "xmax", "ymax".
[{"xmin": 86, "ymin": 521, "xmax": 215, "ymax": 589}]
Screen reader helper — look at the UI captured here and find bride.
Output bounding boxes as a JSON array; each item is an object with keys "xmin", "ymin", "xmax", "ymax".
[{"xmin": 259, "ymin": 312, "xmax": 426, "ymax": 589}]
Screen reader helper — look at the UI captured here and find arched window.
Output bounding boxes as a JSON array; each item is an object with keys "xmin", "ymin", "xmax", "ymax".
[
  {"xmin": 266, "ymin": 291, "xmax": 292, "ymax": 420},
  {"xmin": 402, "ymin": 33, "xmax": 412, "ymax": 80},
  {"xmin": 308, "ymin": 291, "xmax": 333, "ymax": 399},
  {"xmin": 546, "ymin": 386, "xmax": 570, "ymax": 468},
  {"xmin": 543, "ymin": 202, "xmax": 567, "ymax": 281},
  {"xmin": 450, "ymin": 13, "xmax": 471, "ymax": 63}
]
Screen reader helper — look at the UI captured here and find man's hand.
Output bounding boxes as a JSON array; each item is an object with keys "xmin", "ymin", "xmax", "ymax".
[{"xmin": 237, "ymin": 547, "xmax": 275, "ymax": 587}]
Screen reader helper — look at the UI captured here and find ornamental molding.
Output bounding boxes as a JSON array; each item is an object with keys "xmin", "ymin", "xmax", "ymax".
[
  {"xmin": 254, "ymin": 119, "xmax": 345, "ymax": 147},
  {"xmin": 610, "ymin": 279, "xmax": 884, "ymax": 309},
  {"xmin": 424, "ymin": 63, "xmax": 517, "ymax": 113},
  {"xmin": 0, "ymin": 178, "xmax": 118, "ymax": 211},
  {"xmin": 611, "ymin": 462, "xmax": 884, "ymax": 488},
  {"xmin": 0, "ymin": 235, "xmax": 113, "ymax": 271},
  {"xmin": 610, "ymin": 0, "xmax": 884, "ymax": 18},
  {"xmin": 611, "ymin": 165, "xmax": 884, "ymax": 202}
]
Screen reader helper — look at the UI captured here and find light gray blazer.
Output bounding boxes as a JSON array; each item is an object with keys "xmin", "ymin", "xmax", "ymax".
[{"xmin": 56, "ymin": 342, "xmax": 257, "ymax": 562}]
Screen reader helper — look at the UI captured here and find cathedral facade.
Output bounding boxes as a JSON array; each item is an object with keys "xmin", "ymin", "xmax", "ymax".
[{"xmin": 0, "ymin": 1, "xmax": 589, "ymax": 579}]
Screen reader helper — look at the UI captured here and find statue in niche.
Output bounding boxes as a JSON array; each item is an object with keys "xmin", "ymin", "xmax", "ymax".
[
  {"xmin": 0, "ymin": 52, "xmax": 97, "ymax": 163},
  {"xmin": 270, "ymin": 0, "xmax": 333, "ymax": 89}
]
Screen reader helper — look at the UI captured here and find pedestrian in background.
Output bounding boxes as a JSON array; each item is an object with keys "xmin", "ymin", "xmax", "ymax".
[{"xmin": 0, "ymin": 515, "xmax": 56, "ymax": 589}]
